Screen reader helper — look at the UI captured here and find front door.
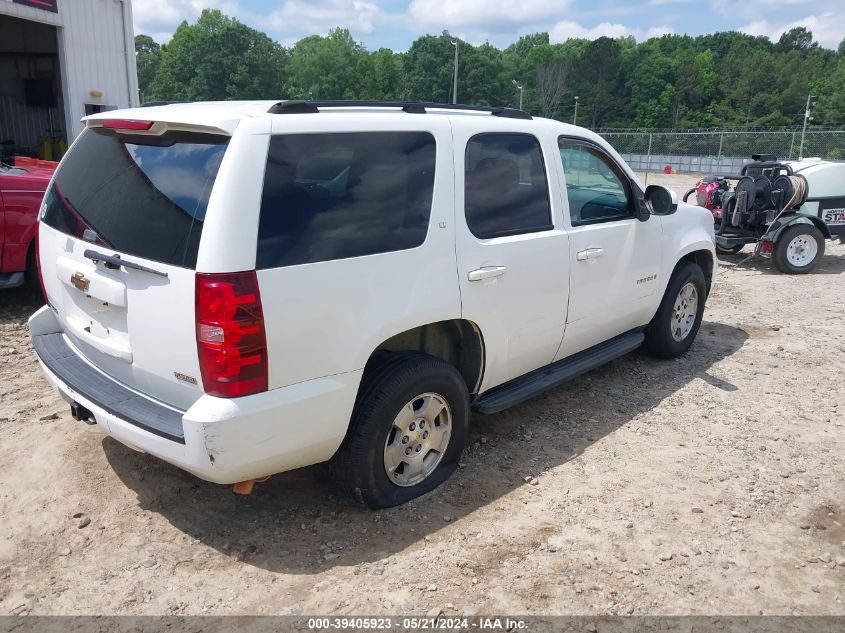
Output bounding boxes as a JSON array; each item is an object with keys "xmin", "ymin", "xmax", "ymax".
[
  {"xmin": 555, "ymin": 137, "xmax": 663, "ymax": 360},
  {"xmin": 453, "ymin": 127, "xmax": 570, "ymax": 391}
]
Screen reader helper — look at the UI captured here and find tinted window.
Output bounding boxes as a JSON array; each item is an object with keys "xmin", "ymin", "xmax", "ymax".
[
  {"xmin": 464, "ymin": 133, "xmax": 552, "ymax": 239},
  {"xmin": 42, "ymin": 128, "xmax": 227, "ymax": 268},
  {"xmin": 257, "ymin": 132, "xmax": 436, "ymax": 269},
  {"xmin": 559, "ymin": 140, "xmax": 632, "ymax": 225}
]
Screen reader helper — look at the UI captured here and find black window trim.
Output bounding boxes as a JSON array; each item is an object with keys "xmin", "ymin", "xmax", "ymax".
[
  {"xmin": 464, "ymin": 131, "xmax": 555, "ymax": 240},
  {"xmin": 558, "ymin": 135, "xmax": 640, "ymax": 228}
]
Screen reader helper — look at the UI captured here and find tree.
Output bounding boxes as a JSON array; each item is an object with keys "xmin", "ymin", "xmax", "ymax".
[
  {"xmin": 286, "ymin": 29, "xmax": 364, "ymax": 100},
  {"xmin": 355, "ymin": 48, "xmax": 403, "ymax": 100},
  {"xmin": 403, "ymin": 35, "xmax": 460, "ymax": 102},
  {"xmin": 135, "ymin": 35, "xmax": 161, "ymax": 102},
  {"xmin": 148, "ymin": 10, "xmax": 286, "ymax": 101},
  {"xmin": 535, "ymin": 60, "xmax": 567, "ymax": 118},
  {"xmin": 776, "ymin": 27, "xmax": 816, "ymax": 52},
  {"xmin": 139, "ymin": 12, "xmax": 845, "ymax": 129},
  {"xmin": 575, "ymin": 37, "xmax": 621, "ymax": 127}
]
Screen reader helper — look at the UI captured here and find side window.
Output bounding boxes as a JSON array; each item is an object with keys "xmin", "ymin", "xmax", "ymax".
[
  {"xmin": 257, "ymin": 132, "xmax": 436, "ymax": 269},
  {"xmin": 465, "ymin": 133, "xmax": 553, "ymax": 239},
  {"xmin": 559, "ymin": 139, "xmax": 633, "ymax": 226}
]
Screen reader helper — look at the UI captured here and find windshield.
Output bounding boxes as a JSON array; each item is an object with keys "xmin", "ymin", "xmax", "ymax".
[{"xmin": 42, "ymin": 128, "xmax": 228, "ymax": 269}]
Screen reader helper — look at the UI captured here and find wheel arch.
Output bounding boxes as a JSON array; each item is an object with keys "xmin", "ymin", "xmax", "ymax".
[
  {"xmin": 673, "ymin": 248, "xmax": 714, "ymax": 296},
  {"xmin": 768, "ymin": 213, "xmax": 831, "ymax": 243},
  {"xmin": 361, "ymin": 319, "xmax": 486, "ymax": 396}
]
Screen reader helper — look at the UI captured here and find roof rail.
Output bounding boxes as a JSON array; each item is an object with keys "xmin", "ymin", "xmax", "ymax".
[
  {"xmin": 267, "ymin": 100, "xmax": 532, "ymax": 120},
  {"xmin": 139, "ymin": 100, "xmax": 189, "ymax": 107}
]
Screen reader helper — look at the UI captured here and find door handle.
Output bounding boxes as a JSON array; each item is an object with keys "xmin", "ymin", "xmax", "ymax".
[
  {"xmin": 467, "ymin": 266, "xmax": 507, "ymax": 282},
  {"xmin": 576, "ymin": 248, "xmax": 604, "ymax": 261}
]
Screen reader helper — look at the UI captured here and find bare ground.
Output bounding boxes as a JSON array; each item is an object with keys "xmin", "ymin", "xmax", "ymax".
[{"xmin": 1, "ymin": 174, "xmax": 843, "ymax": 616}]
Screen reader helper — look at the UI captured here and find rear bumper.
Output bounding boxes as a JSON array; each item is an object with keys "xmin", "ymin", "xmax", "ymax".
[{"xmin": 29, "ymin": 305, "xmax": 360, "ymax": 484}]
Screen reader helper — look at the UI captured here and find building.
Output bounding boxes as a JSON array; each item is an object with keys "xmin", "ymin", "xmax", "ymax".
[{"xmin": 0, "ymin": 0, "xmax": 138, "ymax": 161}]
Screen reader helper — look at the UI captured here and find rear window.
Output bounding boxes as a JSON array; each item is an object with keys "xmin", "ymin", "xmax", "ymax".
[
  {"xmin": 257, "ymin": 132, "xmax": 436, "ymax": 269},
  {"xmin": 42, "ymin": 128, "xmax": 228, "ymax": 269},
  {"xmin": 464, "ymin": 133, "xmax": 552, "ymax": 239}
]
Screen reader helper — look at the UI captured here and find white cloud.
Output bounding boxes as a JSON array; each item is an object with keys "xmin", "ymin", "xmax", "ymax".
[
  {"xmin": 550, "ymin": 20, "xmax": 674, "ymax": 42},
  {"xmin": 408, "ymin": 0, "xmax": 570, "ymax": 28},
  {"xmin": 266, "ymin": 0, "xmax": 385, "ymax": 36},
  {"xmin": 132, "ymin": 0, "xmax": 240, "ymax": 42},
  {"xmin": 738, "ymin": 10, "xmax": 845, "ymax": 49}
]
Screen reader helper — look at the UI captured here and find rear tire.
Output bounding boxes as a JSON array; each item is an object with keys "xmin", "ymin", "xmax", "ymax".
[
  {"xmin": 773, "ymin": 224, "xmax": 824, "ymax": 274},
  {"xmin": 330, "ymin": 352, "xmax": 470, "ymax": 509},
  {"xmin": 644, "ymin": 261, "xmax": 706, "ymax": 359}
]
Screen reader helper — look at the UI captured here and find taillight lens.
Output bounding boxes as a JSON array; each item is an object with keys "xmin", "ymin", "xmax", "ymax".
[{"xmin": 195, "ymin": 271, "xmax": 268, "ymax": 398}]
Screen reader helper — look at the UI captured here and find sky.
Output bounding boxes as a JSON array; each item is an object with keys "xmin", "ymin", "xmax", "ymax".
[{"xmin": 131, "ymin": 0, "xmax": 845, "ymax": 51}]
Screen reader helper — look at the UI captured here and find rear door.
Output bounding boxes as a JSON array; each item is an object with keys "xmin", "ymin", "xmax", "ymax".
[
  {"xmin": 453, "ymin": 124, "xmax": 571, "ymax": 391},
  {"xmin": 254, "ymin": 114, "xmax": 459, "ymax": 390},
  {"xmin": 38, "ymin": 121, "xmax": 249, "ymax": 410}
]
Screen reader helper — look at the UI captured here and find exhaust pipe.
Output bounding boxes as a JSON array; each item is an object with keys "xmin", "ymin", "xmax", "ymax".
[{"xmin": 70, "ymin": 402, "xmax": 95, "ymax": 425}]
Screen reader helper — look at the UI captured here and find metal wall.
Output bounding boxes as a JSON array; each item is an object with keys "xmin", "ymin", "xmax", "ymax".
[{"xmin": 0, "ymin": 0, "xmax": 138, "ymax": 147}]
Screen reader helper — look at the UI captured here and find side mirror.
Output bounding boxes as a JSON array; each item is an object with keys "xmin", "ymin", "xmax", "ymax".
[{"xmin": 644, "ymin": 184, "xmax": 678, "ymax": 215}]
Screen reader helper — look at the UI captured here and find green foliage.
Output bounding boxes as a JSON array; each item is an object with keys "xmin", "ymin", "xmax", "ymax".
[
  {"xmin": 134, "ymin": 34, "xmax": 161, "ymax": 102},
  {"xmin": 137, "ymin": 14, "xmax": 845, "ymax": 128},
  {"xmin": 776, "ymin": 27, "xmax": 816, "ymax": 52},
  {"xmin": 148, "ymin": 10, "xmax": 286, "ymax": 101},
  {"xmin": 286, "ymin": 29, "xmax": 364, "ymax": 100}
]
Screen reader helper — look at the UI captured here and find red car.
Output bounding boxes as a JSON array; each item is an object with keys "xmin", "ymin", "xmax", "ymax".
[{"xmin": 0, "ymin": 158, "xmax": 57, "ymax": 289}]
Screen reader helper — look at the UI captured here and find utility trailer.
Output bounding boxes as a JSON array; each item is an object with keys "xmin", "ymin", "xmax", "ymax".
[{"xmin": 684, "ymin": 154, "xmax": 845, "ymax": 273}]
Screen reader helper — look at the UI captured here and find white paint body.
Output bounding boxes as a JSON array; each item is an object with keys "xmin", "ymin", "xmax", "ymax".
[{"xmin": 31, "ymin": 102, "xmax": 716, "ymax": 484}]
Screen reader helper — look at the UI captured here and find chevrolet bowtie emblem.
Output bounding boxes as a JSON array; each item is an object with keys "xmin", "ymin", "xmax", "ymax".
[{"xmin": 71, "ymin": 272, "xmax": 90, "ymax": 293}]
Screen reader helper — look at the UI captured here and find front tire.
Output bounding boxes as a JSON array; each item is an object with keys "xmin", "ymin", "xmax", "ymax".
[
  {"xmin": 330, "ymin": 352, "xmax": 470, "ymax": 509},
  {"xmin": 773, "ymin": 224, "xmax": 824, "ymax": 274},
  {"xmin": 644, "ymin": 261, "xmax": 707, "ymax": 359}
]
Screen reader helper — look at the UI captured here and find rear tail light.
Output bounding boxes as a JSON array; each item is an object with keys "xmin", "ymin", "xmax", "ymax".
[
  {"xmin": 195, "ymin": 271, "xmax": 268, "ymax": 398},
  {"xmin": 760, "ymin": 240, "xmax": 773, "ymax": 254}
]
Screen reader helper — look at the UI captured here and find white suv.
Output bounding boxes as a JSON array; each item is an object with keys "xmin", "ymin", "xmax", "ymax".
[{"xmin": 29, "ymin": 101, "xmax": 716, "ymax": 508}]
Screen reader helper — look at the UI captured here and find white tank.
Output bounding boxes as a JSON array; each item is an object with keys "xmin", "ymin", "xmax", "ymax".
[{"xmin": 787, "ymin": 159, "xmax": 845, "ymax": 229}]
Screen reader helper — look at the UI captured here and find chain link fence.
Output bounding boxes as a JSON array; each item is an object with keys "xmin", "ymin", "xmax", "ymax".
[{"xmin": 596, "ymin": 128, "xmax": 845, "ymax": 175}]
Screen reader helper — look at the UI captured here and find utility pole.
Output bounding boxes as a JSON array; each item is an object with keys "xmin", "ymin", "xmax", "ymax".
[
  {"xmin": 452, "ymin": 40, "xmax": 459, "ymax": 104},
  {"xmin": 442, "ymin": 30, "xmax": 459, "ymax": 104},
  {"xmin": 573, "ymin": 96, "xmax": 579, "ymax": 125},
  {"xmin": 799, "ymin": 93, "xmax": 816, "ymax": 160},
  {"xmin": 512, "ymin": 79, "xmax": 523, "ymax": 110}
]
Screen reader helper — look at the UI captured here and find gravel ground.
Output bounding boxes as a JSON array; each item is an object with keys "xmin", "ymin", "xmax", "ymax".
[{"xmin": 1, "ymin": 174, "xmax": 843, "ymax": 617}]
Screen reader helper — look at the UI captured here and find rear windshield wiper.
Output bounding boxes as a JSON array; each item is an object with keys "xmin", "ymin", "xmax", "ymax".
[{"xmin": 83, "ymin": 249, "xmax": 169, "ymax": 278}]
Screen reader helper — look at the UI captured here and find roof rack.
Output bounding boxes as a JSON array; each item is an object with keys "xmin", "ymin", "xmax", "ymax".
[
  {"xmin": 139, "ymin": 100, "xmax": 189, "ymax": 107},
  {"xmin": 267, "ymin": 100, "xmax": 532, "ymax": 120}
]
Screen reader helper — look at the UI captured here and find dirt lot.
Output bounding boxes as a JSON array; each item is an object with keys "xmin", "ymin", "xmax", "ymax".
[{"xmin": 1, "ymin": 174, "xmax": 844, "ymax": 617}]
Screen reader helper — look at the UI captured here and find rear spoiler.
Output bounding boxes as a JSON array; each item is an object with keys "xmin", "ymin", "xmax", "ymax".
[{"xmin": 85, "ymin": 119, "xmax": 233, "ymax": 137}]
